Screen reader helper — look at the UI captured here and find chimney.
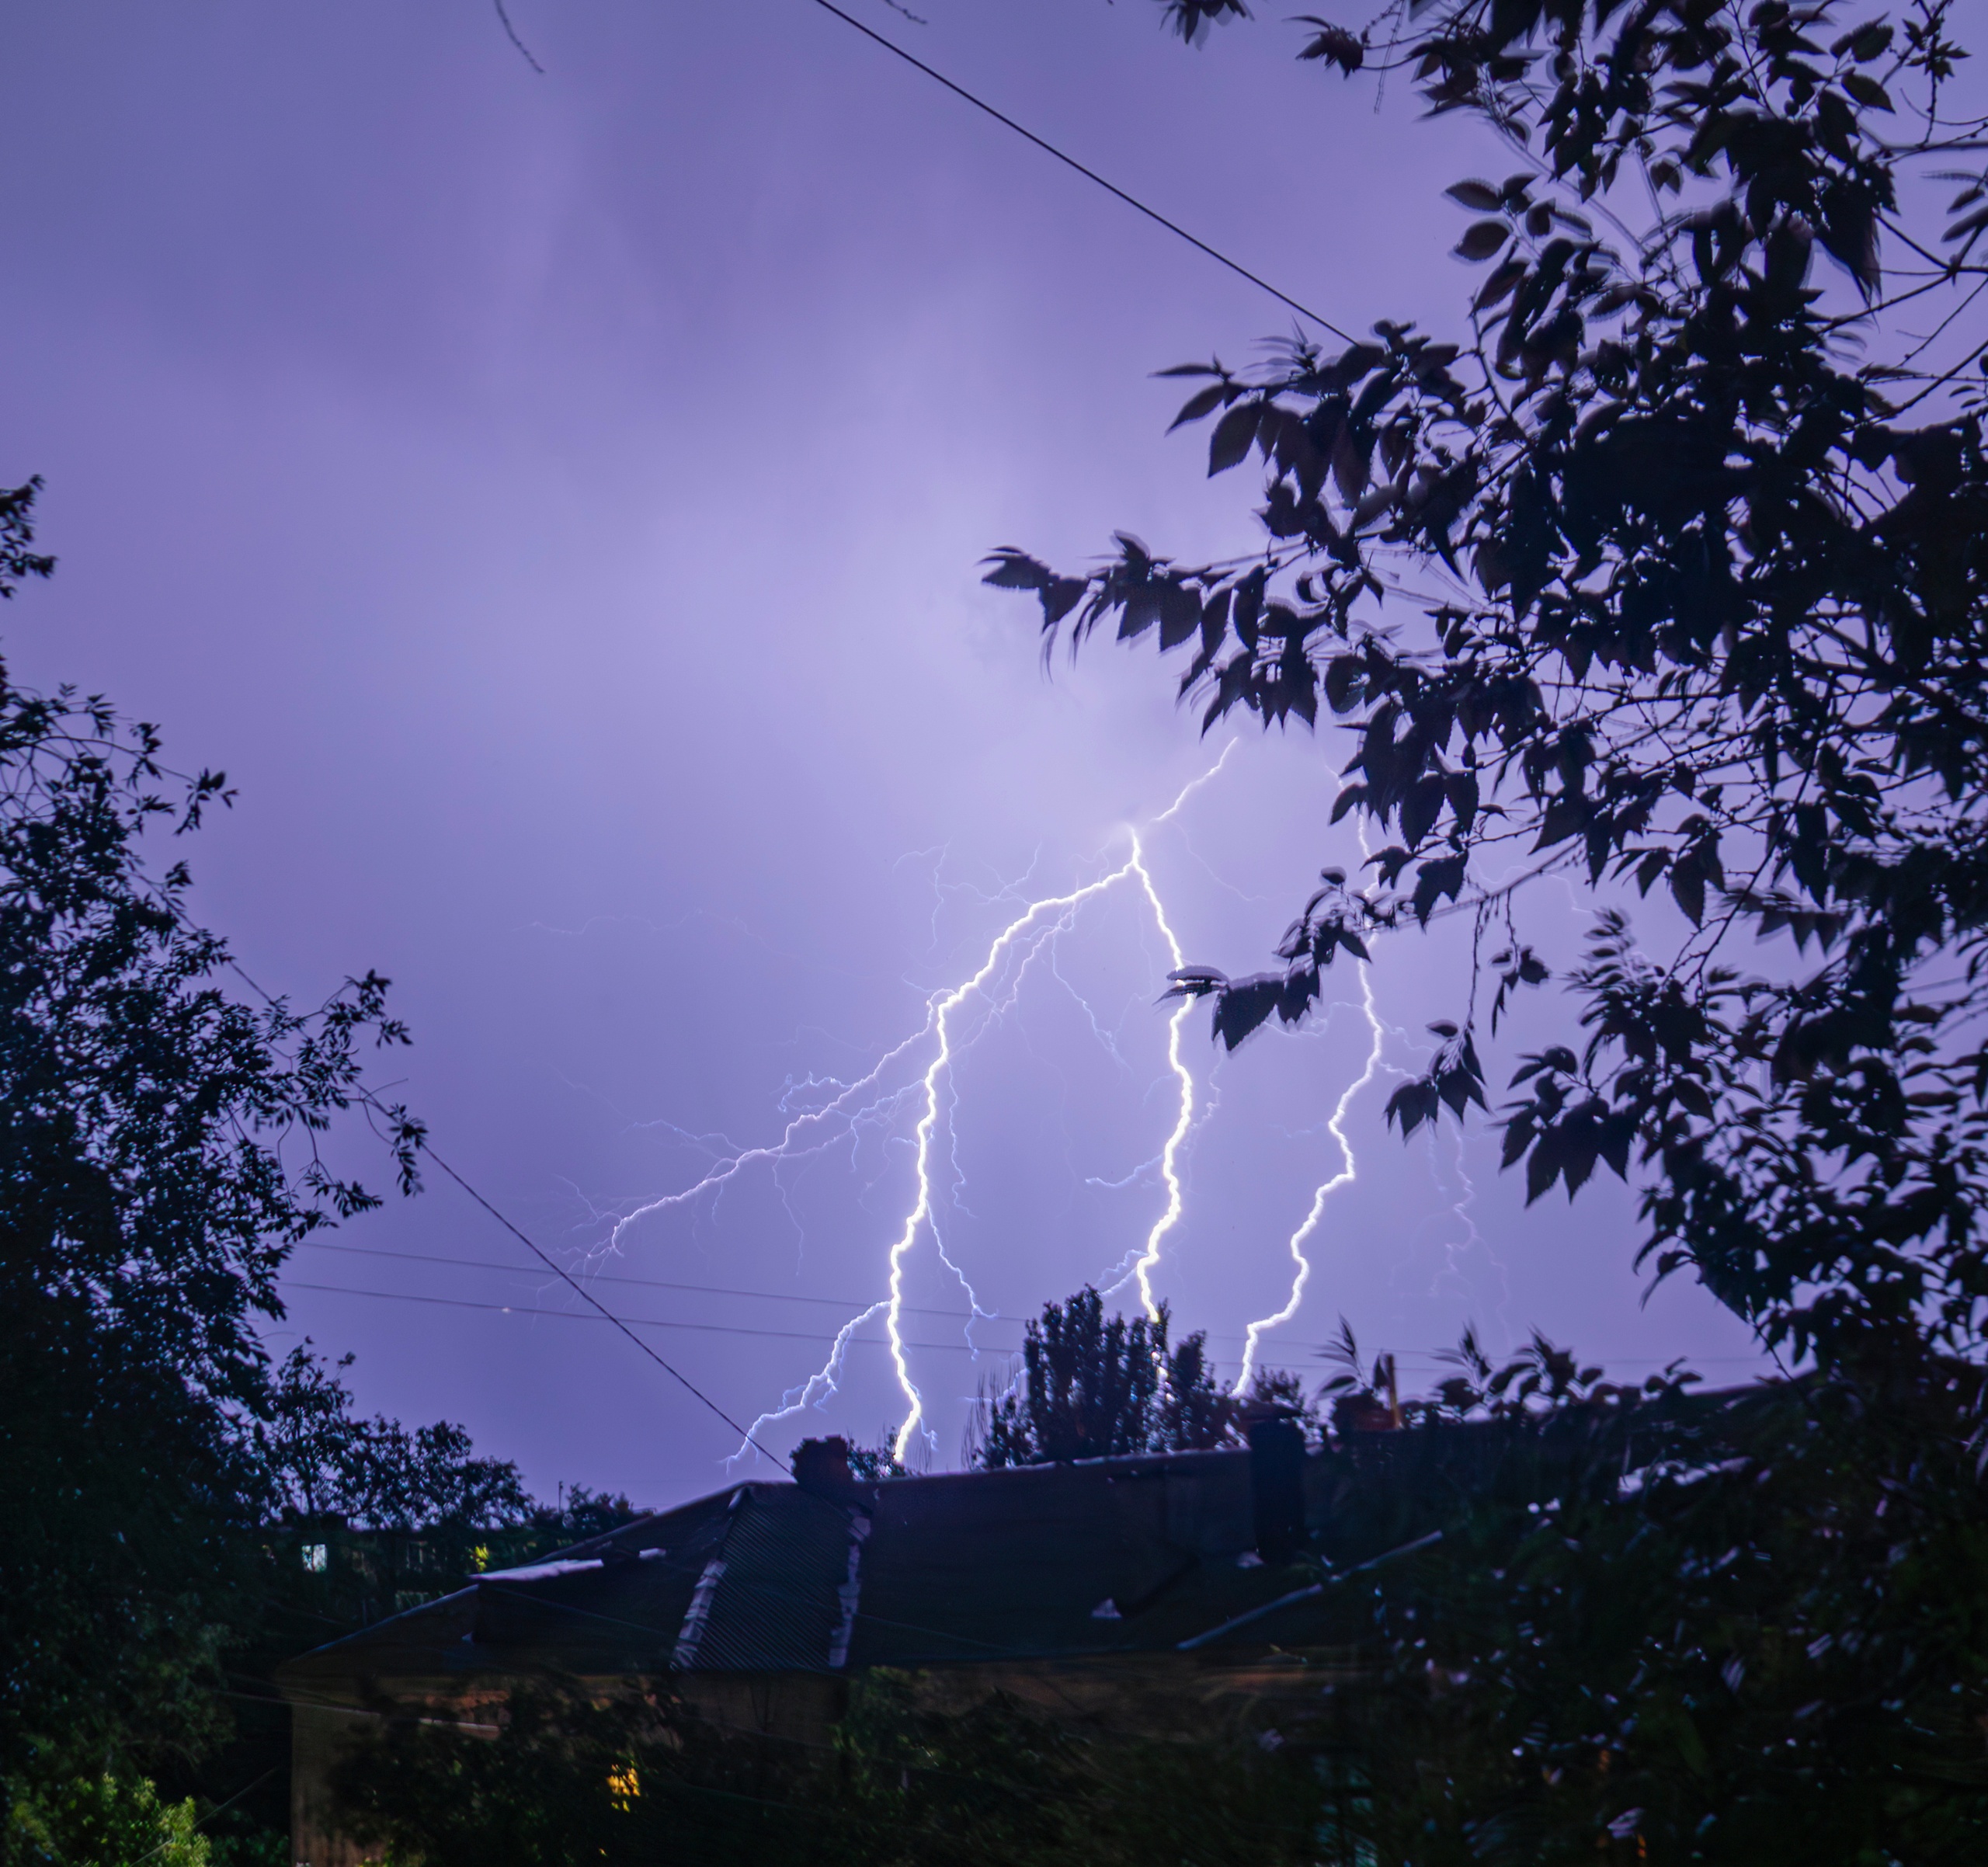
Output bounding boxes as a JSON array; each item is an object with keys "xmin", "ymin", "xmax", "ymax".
[
  {"xmin": 1247, "ymin": 1413, "xmax": 1307, "ymax": 1566},
  {"xmin": 793, "ymin": 1436, "xmax": 865, "ymax": 1508}
]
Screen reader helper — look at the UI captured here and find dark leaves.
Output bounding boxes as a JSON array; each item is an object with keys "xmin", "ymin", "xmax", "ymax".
[
  {"xmin": 1412, "ymin": 854, "xmax": 1465, "ymax": 926},
  {"xmin": 1208, "ymin": 398, "xmax": 1263, "ymax": 475},
  {"xmin": 1386, "ymin": 1020, "xmax": 1487, "ymax": 1137},
  {"xmin": 1167, "ymin": 965, "xmax": 1320, "ymax": 1050},
  {"xmin": 1489, "ymin": 942, "xmax": 1549, "ymax": 1035},
  {"xmin": 980, "ymin": 0, "xmax": 1988, "ymax": 1390},
  {"xmin": 0, "ymin": 476, "xmax": 56, "ymax": 597},
  {"xmin": 1454, "ymin": 221, "xmax": 1513, "ymax": 262},
  {"xmin": 1473, "ymin": 256, "xmax": 1527, "ymax": 311},
  {"xmin": 1168, "ymin": 381, "xmax": 1232, "ymax": 430},
  {"xmin": 0, "ymin": 597, "xmax": 423, "ymax": 1768},
  {"xmin": 995, "ymin": 6, "xmax": 1988, "ymax": 1858},
  {"xmin": 1295, "ymin": 16, "xmax": 1364, "ymax": 73},
  {"xmin": 1156, "ymin": 0, "xmax": 1251, "ymax": 43},
  {"xmin": 982, "ymin": 548, "xmax": 1087, "ymax": 633}
]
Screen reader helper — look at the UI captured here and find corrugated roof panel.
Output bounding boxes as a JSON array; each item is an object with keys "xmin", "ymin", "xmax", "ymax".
[{"xmin": 691, "ymin": 1486, "xmax": 852, "ymax": 1674}]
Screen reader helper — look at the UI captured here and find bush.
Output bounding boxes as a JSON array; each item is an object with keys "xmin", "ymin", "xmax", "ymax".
[{"xmin": 5, "ymin": 1773, "xmax": 210, "ymax": 1867}]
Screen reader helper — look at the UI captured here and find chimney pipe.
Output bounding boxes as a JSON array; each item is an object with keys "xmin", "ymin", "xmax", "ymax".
[
  {"xmin": 793, "ymin": 1437, "xmax": 866, "ymax": 1509},
  {"xmin": 1247, "ymin": 1413, "xmax": 1307, "ymax": 1565}
]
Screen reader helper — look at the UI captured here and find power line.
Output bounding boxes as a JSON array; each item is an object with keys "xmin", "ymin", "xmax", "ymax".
[
  {"xmin": 296, "ymin": 1237, "xmax": 1015, "ymax": 1328},
  {"xmin": 284, "ymin": 1268, "xmax": 1767, "ymax": 1370},
  {"xmin": 411, "ymin": 1132, "xmax": 793, "ymax": 1471},
  {"xmin": 228, "ymin": 950, "xmax": 795, "ymax": 1463},
  {"xmin": 284, "ymin": 1278, "xmax": 1023, "ymax": 1356},
  {"xmin": 221, "ymin": 942, "xmax": 792, "ymax": 1469},
  {"xmin": 804, "ymin": 0, "xmax": 1358, "ymax": 345}
]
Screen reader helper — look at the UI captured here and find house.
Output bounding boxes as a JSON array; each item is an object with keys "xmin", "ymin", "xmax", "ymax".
[{"xmin": 276, "ymin": 1419, "xmax": 1527, "ymax": 1866}]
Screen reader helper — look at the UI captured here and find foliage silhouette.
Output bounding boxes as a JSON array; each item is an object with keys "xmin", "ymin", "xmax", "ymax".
[
  {"xmin": 988, "ymin": 3, "xmax": 1988, "ymax": 1856},
  {"xmin": 998, "ymin": 0, "xmax": 1988, "ymax": 1377},
  {"xmin": 970, "ymin": 1285, "xmax": 1231, "ymax": 1466},
  {"xmin": 0, "ymin": 476, "xmax": 423, "ymax": 1796},
  {"xmin": 331, "ymin": 1671, "xmax": 1353, "ymax": 1867},
  {"xmin": 265, "ymin": 1341, "xmax": 533, "ymax": 1533}
]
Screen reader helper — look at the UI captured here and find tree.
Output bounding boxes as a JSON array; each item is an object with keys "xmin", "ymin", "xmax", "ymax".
[
  {"xmin": 992, "ymin": 0, "xmax": 1988, "ymax": 1377},
  {"xmin": 0, "ymin": 475, "xmax": 423, "ymax": 1788},
  {"xmin": 266, "ymin": 1343, "xmax": 533, "ymax": 1533},
  {"xmin": 1295, "ymin": 1336, "xmax": 1988, "ymax": 1863},
  {"xmin": 971, "ymin": 1285, "xmax": 1236, "ymax": 1466},
  {"xmin": 5, "ymin": 1771, "xmax": 211, "ymax": 1867},
  {"xmin": 985, "ymin": 3, "xmax": 1988, "ymax": 1855},
  {"xmin": 330, "ymin": 1671, "xmax": 1343, "ymax": 1867},
  {"xmin": 527, "ymin": 1483, "xmax": 644, "ymax": 1545}
]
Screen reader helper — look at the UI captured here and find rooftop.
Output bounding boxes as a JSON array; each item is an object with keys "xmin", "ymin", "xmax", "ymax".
[{"xmin": 276, "ymin": 1421, "xmax": 1539, "ymax": 1696}]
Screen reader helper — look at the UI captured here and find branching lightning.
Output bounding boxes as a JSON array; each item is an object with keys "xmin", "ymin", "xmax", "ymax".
[
  {"xmin": 1231, "ymin": 836, "xmax": 1521, "ymax": 1389},
  {"xmin": 707, "ymin": 749, "xmax": 1237, "ymax": 1465},
  {"xmin": 875, "ymin": 857, "xmax": 1147, "ymax": 1461},
  {"xmin": 579, "ymin": 741, "xmax": 1519, "ymax": 1453},
  {"xmin": 560, "ymin": 735, "xmax": 1539, "ymax": 1455},
  {"xmin": 1126, "ymin": 856, "xmax": 1192, "ymax": 1323},
  {"xmin": 1232, "ymin": 957, "xmax": 1388, "ymax": 1394},
  {"xmin": 598, "ymin": 1025, "xmax": 937, "ymax": 1254}
]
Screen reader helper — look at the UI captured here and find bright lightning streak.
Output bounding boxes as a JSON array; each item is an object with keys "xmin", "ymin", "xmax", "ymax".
[
  {"xmin": 1117, "ymin": 738, "xmax": 1240, "ymax": 1319},
  {"xmin": 736, "ymin": 749, "xmax": 1237, "ymax": 1466},
  {"xmin": 880, "ymin": 860, "xmax": 1142, "ymax": 1460},
  {"xmin": 600, "ymin": 1023, "xmax": 937, "ymax": 1255},
  {"xmin": 1414, "ymin": 1085, "xmax": 1509, "ymax": 1338},
  {"xmin": 1127, "ymin": 856, "xmax": 1191, "ymax": 1322},
  {"xmin": 1232, "ymin": 951, "xmax": 1388, "ymax": 1396}
]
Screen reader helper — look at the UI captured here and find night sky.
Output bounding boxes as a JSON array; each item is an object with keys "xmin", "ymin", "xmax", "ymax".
[{"xmin": 3, "ymin": 2, "xmax": 1764, "ymax": 1509}]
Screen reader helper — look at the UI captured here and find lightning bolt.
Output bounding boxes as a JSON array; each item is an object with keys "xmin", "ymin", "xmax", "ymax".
[
  {"xmin": 1232, "ymin": 934, "xmax": 1388, "ymax": 1396},
  {"xmin": 1126, "ymin": 856, "xmax": 1192, "ymax": 1322},
  {"xmin": 595, "ymin": 1029, "xmax": 935, "ymax": 1257},
  {"xmin": 734, "ymin": 749, "xmax": 1238, "ymax": 1465},
  {"xmin": 1099, "ymin": 742, "xmax": 1239, "ymax": 1318},
  {"xmin": 1419, "ymin": 1115, "xmax": 1498, "ymax": 1320},
  {"xmin": 877, "ymin": 857, "xmax": 1148, "ymax": 1460},
  {"xmin": 1231, "ymin": 837, "xmax": 1529, "ymax": 1390}
]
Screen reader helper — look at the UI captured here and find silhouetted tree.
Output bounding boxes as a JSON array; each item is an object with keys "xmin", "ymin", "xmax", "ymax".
[
  {"xmin": 971, "ymin": 1287, "xmax": 1230, "ymax": 1466},
  {"xmin": 0, "ymin": 476, "xmax": 422, "ymax": 1794},
  {"xmin": 331, "ymin": 1672, "xmax": 1342, "ymax": 1867},
  {"xmin": 986, "ymin": 5, "xmax": 1988, "ymax": 1855},
  {"xmin": 996, "ymin": 0, "xmax": 1988, "ymax": 1378},
  {"xmin": 529, "ymin": 1484, "xmax": 642, "ymax": 1545}
]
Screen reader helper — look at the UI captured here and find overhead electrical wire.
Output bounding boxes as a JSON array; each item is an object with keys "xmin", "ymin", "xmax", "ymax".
[
  {"xmin": 283, "ymin": 1277, "xmax": 1027, "ymax": 1356},
  {"xmin": 408, "ymin": 1128, "xmax": 793, "ymax": 1471},
  {"xmin": 804, "ymin": 0, "xmax": 1359, "ymax": 345},
  {"xmin": 218, "ymin": 956, "xmax": 791, "ymax": 1466},
  {"xmin": 297, "ymin": 1237, "xmax": 1017, "ymax": 1326},
  {"xmin": 290, "ymin": 1262, "xmax": 1762, "ymax": 1370}
]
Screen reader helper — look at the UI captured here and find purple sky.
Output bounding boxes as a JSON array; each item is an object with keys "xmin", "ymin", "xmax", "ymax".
[{"xmin": 4, "ymin": 1, "xmax": 1764, "ymax": 1507}]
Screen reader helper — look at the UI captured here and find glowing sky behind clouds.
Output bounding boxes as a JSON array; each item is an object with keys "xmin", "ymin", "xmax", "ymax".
[{"xmin": 2, "ymin": 0, "xmax": 1764, "ymax": 1505}]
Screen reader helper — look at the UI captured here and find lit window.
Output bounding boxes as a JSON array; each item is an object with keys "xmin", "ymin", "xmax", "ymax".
[{"xmin": 302, "ymin": 1543, "xmax": 328, "ymax": 1573}]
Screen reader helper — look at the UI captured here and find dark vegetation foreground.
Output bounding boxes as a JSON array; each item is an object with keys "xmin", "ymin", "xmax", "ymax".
[{"xmin": 8, "ymin": 0, "xmax": 1988, "ymax": 1861}]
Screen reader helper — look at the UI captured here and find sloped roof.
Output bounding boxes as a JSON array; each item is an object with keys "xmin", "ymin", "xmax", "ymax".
[
  {"xmin": 279, "ymin": 1438, "xmax": 1448, "ymax": 1695},
  {"xmin": 277, "ymin": 1397, "xmax": 1759, "ymax": 1709}
]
